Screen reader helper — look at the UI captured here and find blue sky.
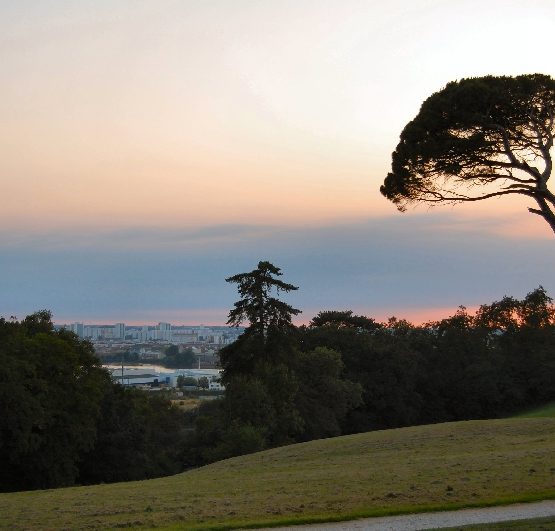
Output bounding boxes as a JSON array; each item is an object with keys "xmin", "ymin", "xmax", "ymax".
[{"xmin": 2, "ymin": 212, "xmax": 553, "ymax": 324}]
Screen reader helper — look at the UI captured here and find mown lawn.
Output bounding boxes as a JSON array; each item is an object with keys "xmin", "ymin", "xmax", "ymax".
[{"xmin": 1, "ymin": 418, "xmax": 555, "ymax": 530}]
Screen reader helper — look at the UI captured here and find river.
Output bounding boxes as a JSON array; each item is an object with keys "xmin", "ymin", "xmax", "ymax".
[{"xmin": 102, "ymin": 363, "xmax": 222, "ymax": 379}]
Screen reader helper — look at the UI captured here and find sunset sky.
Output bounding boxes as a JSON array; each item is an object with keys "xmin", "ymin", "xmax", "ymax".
[{"xmin": 1, "ymin": 0, "xmax": 554, "ymax": 325}]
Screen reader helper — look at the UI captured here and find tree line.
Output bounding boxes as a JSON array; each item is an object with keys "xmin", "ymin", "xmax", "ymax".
[
  {"xmin": 2, "ymin": 262, "xmax": 554, "ymax": 491},
  {"xmin": 0, "ymin": 311, "xmax": 186, "ymax": 492},
  {"xmin": 182, "ymin": 262, "xmax": 555, "ymax": 467}
]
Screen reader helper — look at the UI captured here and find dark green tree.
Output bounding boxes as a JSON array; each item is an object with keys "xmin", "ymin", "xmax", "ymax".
[
  {"xmin": 309, "ymin": 310, "xmax": 381, "ymax": 331},
  {"xmin": 177, "ymin": 375, "xmax": 198, "ymax": 388},
  {"xmin": 421, "ymin": 307, "xmax": 505, "ymax": 422},
  {"xmin": 381, "ymin": 74, "xmax": 555, "ymax": 234},
  {"xmin": 78, "ymin": 387, "xmax": 185, "ymax": 485},
  {"xmin": 220, "ymin": 260, "xmax": 301, "ymax": 380},
  {"xmin": 294, "ymin": 347, "xmax": 362, "ymax": 440},
  {"xmin": 225, "ymin": 260, "xmax": 301, "ymax": 335},
  {"xmin": 300, "ymin": 312, "xmax": 420, "ymax": 432},
  {"xmin": 518, "ymin": 285, "xmax": 555, "ymax": 328},
  {"xmin": 474, "ymin": 287, "xmax": 555, "ymax": 409},
  {"xmin": 165, "ymin": 344, "xmax": 179, "ymax": 356},
  {"xmin": 216, "ymin": 261, "xmax": 304, "ymax": 446},
  {"xmin": 0, "ymin": 311, "xmax": 111, "ymax": 491},
  {"xmin": 162, "ymin": 346, "xmax": 196, "ymax": 369},
  {"xmin": 475, "ymin": 286, "xmax": 555, "ymax": 330},
  {"xmin": 0, "ymin": 311, "xmax": 189, "ymax": 491}
]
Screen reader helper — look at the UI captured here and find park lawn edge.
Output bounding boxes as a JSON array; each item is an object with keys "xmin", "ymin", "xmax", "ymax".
[
  {"xmin": 159, "ymin": 491, "xmax": 555, "ymax": 531},
  {"xmin": 436, "ymin": 516, "xmax": 555, "ymax": 531},
  {"xmin": 162, "ymin": 414, "xmax": 555, "ymax": 530},
  {"xmin": 3, "ymin": 417, "xmax": 555, "ymax": 530}
]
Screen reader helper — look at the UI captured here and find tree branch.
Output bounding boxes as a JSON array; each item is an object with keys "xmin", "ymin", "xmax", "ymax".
[
  {"xmin": 490, "ymin": 124, "xmax": 542, "ymax": 179},
  {"xmin": 414, "ymin": 187, "xmax": 536, "ymax": 204}
]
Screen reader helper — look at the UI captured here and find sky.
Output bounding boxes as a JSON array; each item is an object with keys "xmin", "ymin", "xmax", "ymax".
[{"xmin": 1, "ymin": 0, "xmax": 554, "ymax": 325}]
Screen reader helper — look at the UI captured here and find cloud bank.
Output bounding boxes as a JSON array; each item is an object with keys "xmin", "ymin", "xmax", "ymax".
[{"xmin": 1, "ymin": 212, "xmax": 553, "ymax": 324}]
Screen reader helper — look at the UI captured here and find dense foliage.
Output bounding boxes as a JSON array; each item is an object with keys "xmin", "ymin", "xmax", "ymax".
[
  {"xmin": 185, "ymin": 283, "xmax": 555, "ymax": 466},
  {"xmin": 301, "ymin": 287, "xmax": 555, "ymax": 433},
  {"xmin": 98, "ymin": 345, "xmax": 196, "ymax": 368},
  {"xmin": 0, "ymin": 312, "xmax": 186, "ymax": 492},
  {"xmin": 3, "ymin": 274, "xmax": 554, "ymax": 492},
  {"xmin": 184, "ymin": 262, "xmax": 362, "ymax": 464},
  {"xmin": 160, "ymin": 345, "xmax": 196, "ymax": 369},
  {"xmin": 381, "ymin": 74, "xmax": 555, "ymax": 234}
]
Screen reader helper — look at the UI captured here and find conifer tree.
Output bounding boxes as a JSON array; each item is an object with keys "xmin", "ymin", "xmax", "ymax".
[{"xmin": 225, "ymin": 260, "xmax": 301, "ymax": 336}]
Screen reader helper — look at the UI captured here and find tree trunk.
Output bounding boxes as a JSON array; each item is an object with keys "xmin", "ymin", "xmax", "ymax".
[{"xmin": 529, "ymin": 196, "xmax": 555, "ymax": 235}]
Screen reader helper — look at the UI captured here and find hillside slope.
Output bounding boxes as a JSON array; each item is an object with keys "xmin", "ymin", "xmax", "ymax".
[{"xmin": 1, "ymin": 418, "xmax": 555, "ymax": 530}]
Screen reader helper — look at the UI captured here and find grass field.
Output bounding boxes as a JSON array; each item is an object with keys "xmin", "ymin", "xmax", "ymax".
[
  {"xmin": 171, "ymin": 398, "xmax": 201, "ymax": 411},
  {"xmin": 1, "ymin": 418, "xmax": 555, "ymax": 530}
]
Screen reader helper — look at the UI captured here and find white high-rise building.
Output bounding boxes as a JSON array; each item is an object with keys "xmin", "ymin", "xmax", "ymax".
[
  {"xmin": 114, "ymin": 323, "xmax": 126, "ymax": 340},
  {"xmin": 156, "ymin": 322, "xmax": 172, "ymax": 341},
  {"xmin": 140, "ymin": 326, "xmax": 149, "ymax": 342},
  {"xmin": 70, "ymin": 322, "xmax": 84, "ymax": 338}
]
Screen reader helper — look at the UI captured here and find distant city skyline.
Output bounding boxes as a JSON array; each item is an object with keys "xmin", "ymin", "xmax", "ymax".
[
  {"xmin": 59, "ymin": 321, "xmax": 244, "ymax": 331},
  {"xmin": 60, "ymin": 320, "xmax": 244, "ymax": 348}
]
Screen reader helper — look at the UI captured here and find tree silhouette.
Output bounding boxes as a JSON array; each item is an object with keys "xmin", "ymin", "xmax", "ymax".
[
  {"xmin": 381, "ymin": 74, "xmax": 555, "ymax": 234},
  {"xmin": 226, "ymin": 260, "xmax": 301, "ymax": 336}
]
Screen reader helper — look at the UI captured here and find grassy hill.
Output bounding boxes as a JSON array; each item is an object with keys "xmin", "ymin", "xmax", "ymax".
[{"xmin": 1, "ymin": 418, "xmax": 555, "ymax": 530}]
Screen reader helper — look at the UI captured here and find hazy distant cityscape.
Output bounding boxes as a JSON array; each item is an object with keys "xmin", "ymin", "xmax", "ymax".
[
  {"xmin": 55, "ymin": 321, "xmax": 245, "ymax": 371},
  {"xmin": 58, "ymin": 321, "xmax": 244, "ymax": 346}
]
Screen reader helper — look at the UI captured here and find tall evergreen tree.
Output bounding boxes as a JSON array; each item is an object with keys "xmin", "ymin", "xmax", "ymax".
[
  {"xmin": 220, "ymin": 261, "xmax": 301, "ymax": 380},
  {"xmin": 215, "ymin": 261, "xmax": 303, "ymax": 445},
  {"xmin": 225, "ymin": 260, "xmax": 301, "ymax": 335}
]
